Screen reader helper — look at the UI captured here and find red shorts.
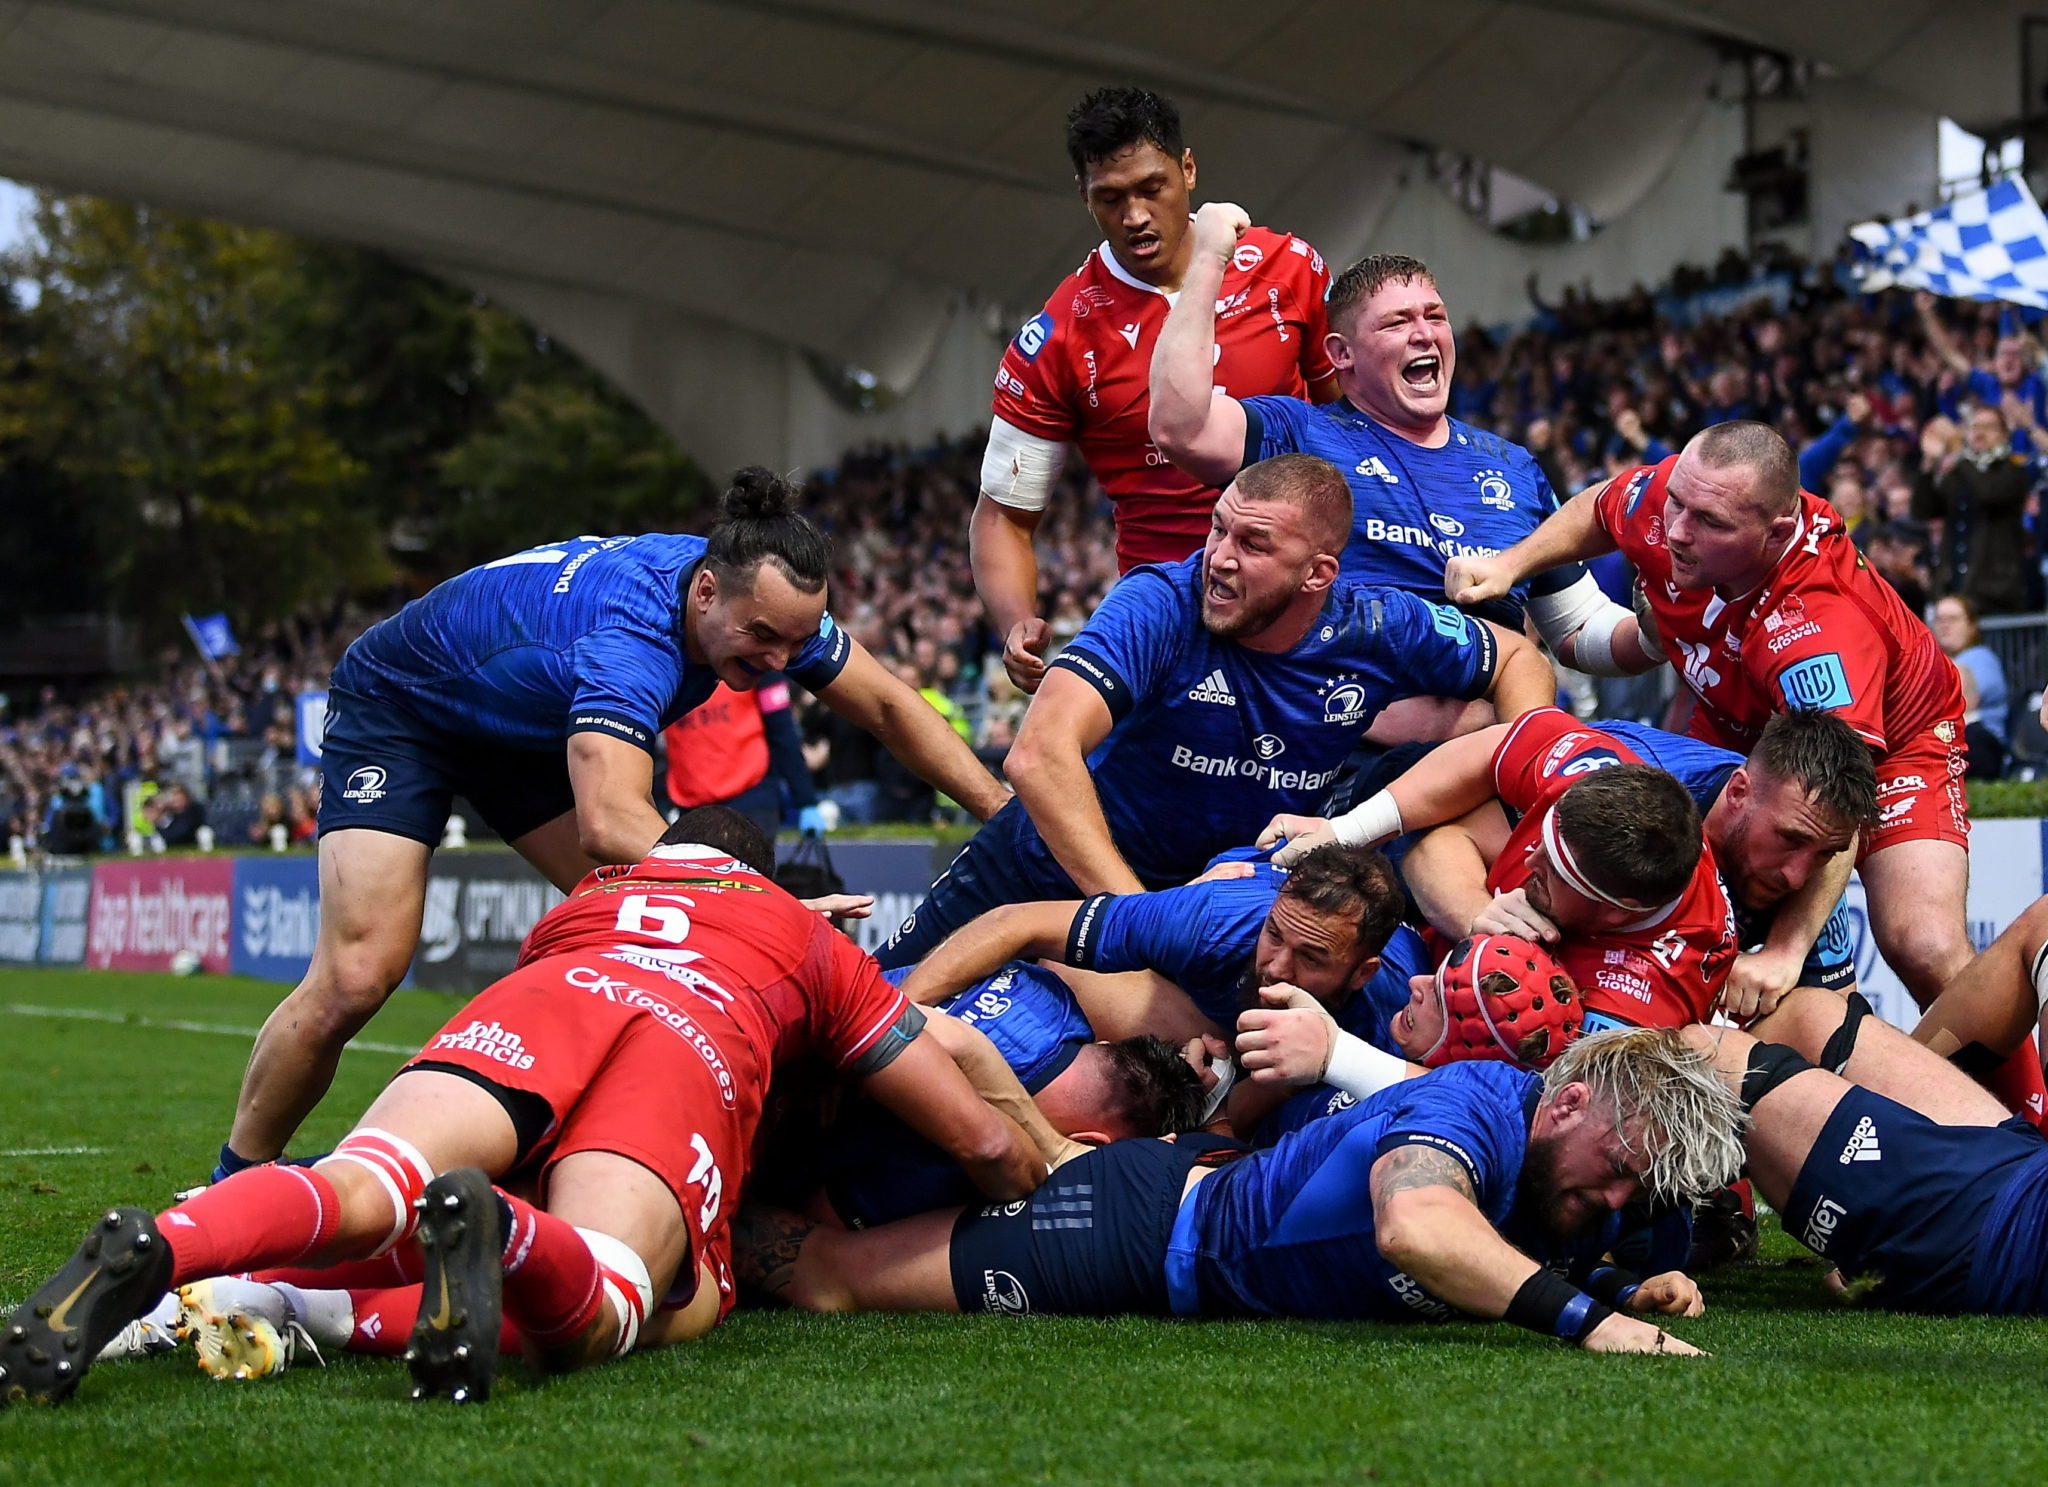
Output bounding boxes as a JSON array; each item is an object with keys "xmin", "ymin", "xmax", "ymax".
[
  {"xmin": 1862, "ymin": 720, "xmax": 1970, "ymax": 859},
  {"xmin": 402, "ymin": 953, "xmax": 761, "ymax": 1319}
]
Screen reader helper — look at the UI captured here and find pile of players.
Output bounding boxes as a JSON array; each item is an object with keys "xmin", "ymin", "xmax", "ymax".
[{"xmin": 9, "ymin": 87, "xmax": 2048, "ymax": 1409}]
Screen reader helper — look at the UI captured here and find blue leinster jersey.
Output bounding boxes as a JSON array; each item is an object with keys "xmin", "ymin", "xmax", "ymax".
[
  {"xmin": 1044, "ymin": 557, "xmax": 1498, "ymax": 886},
  {"xmin": 332, "ymin": 534, "xmax": 850, "ymax": 751},
  {"xmin": 1240, "ymin": 398, "xmax": 1565, "ymax": 628},
  {"xmin": 1173, "ymin": 1061, "xmax": 1540, "ymax": 1320}
]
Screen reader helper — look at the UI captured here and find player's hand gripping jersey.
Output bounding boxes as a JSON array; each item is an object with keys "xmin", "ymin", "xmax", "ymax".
[
  {"xmin": 995, "ymin": 229, "xmax": 1332, "ymax": 569},
  {"xmin": 1474, "ymin": 709, "xmax": 1738, "ymax": 1031},
  {"xmin": 1596, "ymin": 461, "xmax": 1966, "ymax": 852}
]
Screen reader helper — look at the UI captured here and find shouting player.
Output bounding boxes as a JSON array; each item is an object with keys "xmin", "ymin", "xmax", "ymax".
[
  {"xmin": 875, "ymin": 453, "xmax": 1553, "ymax": 969},
  {"xmin": 223, "ymin": 469, "xmax": 1009, "ymax": 1182},
  {"xmin": 0, "ymin": 811, "xmax": 1050, "ymax": 1407},
  {"xmin": 741, "ymin": 1028, "xmax": 1741, "ymax": 1355},
  {"xmin": 977, "ymin": 87, "xmax": 1337, "ymax": 691}
]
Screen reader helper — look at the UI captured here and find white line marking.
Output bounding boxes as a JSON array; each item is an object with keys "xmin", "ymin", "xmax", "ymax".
[
  {"xmin": 1, "ymin": 1003, "xmax": 415, "ymax": 1056},
  {"xmin": 0, "ymin": 1146, "xmax": 108, "ymax": 1156}
]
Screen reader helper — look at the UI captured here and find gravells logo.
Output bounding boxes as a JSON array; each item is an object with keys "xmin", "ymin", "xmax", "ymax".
[{"xmin": 343, "ymin": 765, "xmax": 388, "ymax": 804}]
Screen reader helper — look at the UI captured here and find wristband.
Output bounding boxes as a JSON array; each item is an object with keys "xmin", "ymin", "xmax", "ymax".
[
  {"xmin": 1585, "ymin": 1264, "xmax": 1644, "ymax": 1308},
  {"xmin": 1332, "ymin": 790, "xmax": 1403, "ymax": 849},
  {"xmin": 211, "ymin": 1142, "xmax": 260, "ymax": 1186},
  {"xmin": 1321, "ymin": 1031, "xmax": 1412, "ymax": 1100},
  {"xmin": 1504, "ymin": 1268, "xmax": 1614, "ymax": 1342}
]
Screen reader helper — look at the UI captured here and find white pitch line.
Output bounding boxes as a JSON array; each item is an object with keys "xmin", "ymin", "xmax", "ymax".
[
  {"xmin": 1, "ymin": 1003, "xmax": 415, "ymax": 1056},
  {"xmin": 0, "ymin": 1146, "xmax": 108, "ymax": 1156}
]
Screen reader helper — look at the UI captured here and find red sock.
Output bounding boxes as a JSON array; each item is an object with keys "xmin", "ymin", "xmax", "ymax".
[
  {"xmin": 1729, "ymin": 1176, "xmax": 1755, "ymax": 1218},
  {"xmin": 158, "ymin": 1165, "xmax": 344, "ymax": 1287},
  {"xmin": 1984, "ymin": 1041, "xmax": 2048, "ymax": 1130},
  {"xmin": 255, "ymin": 1250, "xmax": 421, "ymax": 1290},
  {"xmin": 496, "ymin": 1190, "xmax": 603, "ymax": 1349},
  {"xmin": 345, "ymin": 1287, "xmax": 521, "ymax": 1358}
]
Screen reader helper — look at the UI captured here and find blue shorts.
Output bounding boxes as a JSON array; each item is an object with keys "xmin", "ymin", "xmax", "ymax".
[
  {"xmin": 1784, "ymin": 1086, "xmax": 2046, "ymax": 1311},
  {"xmin": 948, "ymin": 1136, "xmax": 1245, "ymax": 1316},
  {"xmin": 874, "ymin": 800, "xmax": 1080, "ymax": 970},
  {"xmin": 316, "ymin": 686, "xmax": 578, "ymax": 846}
]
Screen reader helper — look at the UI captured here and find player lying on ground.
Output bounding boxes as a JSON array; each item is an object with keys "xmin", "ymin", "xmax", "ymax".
[
  {"xmin": 231, "ymin": 468, "xmax": 1011, "ymax": 1184},
  {"xmin": 876, "ymin": 452, "xmax": 1554, "ymax": 969},
  {"xmin": 1687, "ymin": 987, "xmax": 2048, "ymax": 1313},
  {"xmin": 736, "ymin": 1027, "xmax": 1742, "ymax": 1355},
  {"xmin": 1267, "ymin": 707, "xmax": 1877, "ymax": 1024},
  {"xmin": 0, "ymin": 810, "xmax": 1052, "ymax": 1408}
]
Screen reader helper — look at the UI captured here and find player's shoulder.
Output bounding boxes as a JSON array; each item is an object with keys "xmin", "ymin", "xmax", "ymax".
[
  {"xmin": 1500, "ymin": 706, "xmax": 1633, "ymax": 773},
  {"xmin": 1238, "ymin": 225, "xmax": 1325, "ymax": 279}
]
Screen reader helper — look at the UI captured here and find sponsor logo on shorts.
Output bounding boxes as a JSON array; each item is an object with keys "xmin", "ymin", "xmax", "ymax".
[
  {"xmin": 568, "ymin": 965, "xmax": 737, "ymax": 1108},
  {"xmin": 1877, "ymin": 775, "xmax": 1926, "ymax": 797},
  {"xmin": 1877, "ymin": 796, "xmax": 1916, "ymax": 826},
  {"xmin": 1838, "ymin": 1115, "xmax": 1883, "ymax": 1163},
  {"xmin": 1555, "ymin": 748, "xmax": 1623, "ymax": 779},
  {"xmin": 981, "ymin": 1268, "xmax": 1031, "ymax": 1315},
  {"xmin": 428, "ymin": 1019, "xmax": 536, "ymax": 1071},
  {"xmin": 342, "ymin": 765, "xmax": 388, "ymax": 804},
  {"xmin": 1934, "ymin": 719, "xmax": 1958, "ymax": 743},
  {"xmin": 1802, "ymin": 1195, "xmax": 1847, "ymax": 1253}
]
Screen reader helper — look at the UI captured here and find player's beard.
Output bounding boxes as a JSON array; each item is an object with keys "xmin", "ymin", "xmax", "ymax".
[
  {"xmin": 1201, "ymin": 563, "xmax": 1297, "ymax": 641},
  {"xmin": 1516, "ymin": 1132, "xmax": 1605, "ymax": 1246}
]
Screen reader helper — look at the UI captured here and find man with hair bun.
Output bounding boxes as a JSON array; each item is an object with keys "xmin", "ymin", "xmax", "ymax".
[
  {"xmin": 977, "ymin": 86, "xmax": 1338, "ymax": 693},
  {"xmin": 741, "ymin": 1026, "xmax": 1742, "ymax": 1356},
  {"xmin": 220, "ymin": 467, "xmax": 1009, "ymax": 1182}
]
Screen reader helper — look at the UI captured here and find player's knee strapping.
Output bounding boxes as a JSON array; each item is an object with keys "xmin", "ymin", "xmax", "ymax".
[
  {"xmin": 1819, "ymin": 991, "xmax": 1875, "ymax": 1075},
  {"xmin": 575, "ymin": 1228, "xmax": 654, "ymax": 1358},
  {"xmin": 1740, "ymin": 1041, "xmax": 1816, "ymax": 1112},
  {"xmin": 316, "ymin": 1129, "xmax": 434, "ymax": 1255}
]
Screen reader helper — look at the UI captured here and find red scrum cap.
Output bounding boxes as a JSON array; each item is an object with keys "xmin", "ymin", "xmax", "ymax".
[{"xmin": 1418, "ymin": 935, "xmax": 1582, "ymax": 1070}]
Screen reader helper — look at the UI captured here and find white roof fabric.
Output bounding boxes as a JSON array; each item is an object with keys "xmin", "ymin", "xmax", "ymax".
[{"xmin": 0, "ymin": 0, "xmax": 2022, "ymax": 450}]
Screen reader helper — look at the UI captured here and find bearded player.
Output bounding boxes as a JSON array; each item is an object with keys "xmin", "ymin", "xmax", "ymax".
[
  {"xmin": 977, "ymin": 87, "xmax": 1337, "ymax": 692},
  {"xmin": 0, "ymin": 811, "xmax": 1051, "ymax": 1407}
]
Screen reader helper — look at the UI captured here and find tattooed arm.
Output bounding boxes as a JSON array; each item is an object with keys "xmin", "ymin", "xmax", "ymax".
[{"xmin": 1368, "ymin": 1142, "xmax": 1548, "ymax": 1319}]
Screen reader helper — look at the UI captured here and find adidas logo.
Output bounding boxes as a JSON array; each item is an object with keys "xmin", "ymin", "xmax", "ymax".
[
  {"xmin": 1838, "ymin": 1115, "xmax": 1882, "ymax": 1164},
  {"xmin": 1186, "ymin": 668, "xmax": 1237, "ymax": 706}
]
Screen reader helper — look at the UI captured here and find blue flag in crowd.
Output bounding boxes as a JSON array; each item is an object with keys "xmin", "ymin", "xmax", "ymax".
[
  {"xmin": 181, "ymin": 611, "xmax": 240, "ymax": 661},
  {"xmin": 1850, "ymin": 177, "xmax": 2048, "ymax": 310}
]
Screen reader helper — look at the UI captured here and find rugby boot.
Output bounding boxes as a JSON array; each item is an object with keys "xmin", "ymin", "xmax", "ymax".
[
  {"xmin": 0, "ymin": 1207, "xmax": 173, "ymax": 1405},
  {"xmin": 181, "ymin": 1278, "xmax": 324, "ymax": 1381},
  {"xmin": 406, "ymin": 1167, "xmax": 503, "ymax": 1404}
]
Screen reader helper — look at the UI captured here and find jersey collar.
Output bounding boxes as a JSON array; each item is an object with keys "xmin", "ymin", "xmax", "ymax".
[{"xmin": 1095, "ymin": 237, "xmax": 1185, "ymax": 307}]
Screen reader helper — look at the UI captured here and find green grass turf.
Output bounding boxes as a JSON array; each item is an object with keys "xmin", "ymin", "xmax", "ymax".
[{"xmin": 0, "ymin": 969, "xmax": 2043, "ymax": 1487}]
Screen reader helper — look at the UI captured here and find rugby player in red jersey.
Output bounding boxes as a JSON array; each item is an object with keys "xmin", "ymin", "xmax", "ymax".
[
  {"xmin": 1447, "ymin": 427, "xmax": 1974, "ymax": 965},
  {"xmin": 0, "ymin": 810, "xmax": 1051, "ymax": 1407},
  {"xmin": 977, "ymin": 87, "xmax": 1337, "ymax": 691}
]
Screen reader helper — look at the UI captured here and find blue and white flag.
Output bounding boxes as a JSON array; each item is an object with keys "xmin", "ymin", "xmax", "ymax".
[
  {"xmin": 1849, "ymin": 178, "xmax": 2048, "ymax": 309},
  {"xmin": 181, "ymin": 611, "xmax": 240, "ymax": 661}
]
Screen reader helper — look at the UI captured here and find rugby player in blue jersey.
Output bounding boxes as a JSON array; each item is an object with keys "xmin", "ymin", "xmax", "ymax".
[
  {"xmin": 741, "ymin": 1027, "xmax": 1742, "ymax": 1354},
  {"xmin": 223, "ymin": 470, "xmax": 1010, "ymax": 1176},
  {"xmin": 875, "ymin": 452, "xmax": 1554, "ymax": 969},
  {"xmin": 1687, "ymin": 987, "xmax": 2048, "ymax": 1314},
  {"xmin": 1149, "ymin": 207, "xmax": 1650, "ymax": 744}
]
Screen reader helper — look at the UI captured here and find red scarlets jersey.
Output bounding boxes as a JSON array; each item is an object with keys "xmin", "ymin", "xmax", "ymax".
[
  {"xmin": 517, "ymin": 845, "xmax": 909, "ymax": 1072},
  {"xmin": 1484, "ymin": 708, "xmax": 1738, "ymax": 1029},
  {"xmin": 1597, "ymin": 460, "xmax": 1963, "ymax": 759},
  {"xmin": 993, "ymin": 228, "xmax": 1333, "ymax": 570}
]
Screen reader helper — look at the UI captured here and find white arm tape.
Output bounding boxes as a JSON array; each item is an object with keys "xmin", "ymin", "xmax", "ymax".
[
  {"xmin": 980, "ymin": 415, "xmax": 1068, "ymax": 513},
  {"xmin": 1530, "ymin": 572, "xmax": 1641, "ymax": 677},
  {"xmin": 1332, "ymin": 790, "xmax": 1404, "ymax": 849},
  {"xmin": 1201, "ymin": 1053, "xmax": 1240, "ymax": 1123},
  {"xmin": 1322, "ymin": 1031, "xmax": 1412, "ymax": 1101}
]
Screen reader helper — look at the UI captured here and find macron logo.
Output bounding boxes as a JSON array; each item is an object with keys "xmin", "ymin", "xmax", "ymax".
[
  {"xmin": 1186, "ymin": 668, "xmax": 1238, "ymax": 706},
  {"xmin": 1838, "ymin": 1115, "xmax": 1882, "ymax": 1164},
  {"xmin": 1118, "ymin": 323, "xmax": 1140, "ymax": 350}
]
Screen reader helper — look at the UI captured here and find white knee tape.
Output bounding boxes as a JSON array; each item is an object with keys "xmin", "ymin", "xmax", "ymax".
[
  {"xmin": 575, "ymin": 1227, "xmax": 653, "ymax": 1357},
  {"xmin": 319, "ymin": 1128, "xmax": 435, "ymax": 1255}
]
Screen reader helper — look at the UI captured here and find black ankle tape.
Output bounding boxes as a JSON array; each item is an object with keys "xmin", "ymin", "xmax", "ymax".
[
  {"xmin": 1741, "ymin": 1041, "xmax": 1815, "ymax": 1111},
  {"xmin": 1818, "ymin": 991, "xmax": 1873, "ymax": 1075}
]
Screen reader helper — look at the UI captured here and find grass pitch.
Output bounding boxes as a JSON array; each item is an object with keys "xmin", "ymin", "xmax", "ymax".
[{"xmin": 0, "ymin": 969, "xmax": 2042, "ymax": 1487}]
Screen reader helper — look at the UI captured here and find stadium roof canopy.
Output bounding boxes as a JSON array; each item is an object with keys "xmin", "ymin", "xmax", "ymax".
[{"xmin": 0, "ymin": 0, "xmax": 2027, "ymax": 466}]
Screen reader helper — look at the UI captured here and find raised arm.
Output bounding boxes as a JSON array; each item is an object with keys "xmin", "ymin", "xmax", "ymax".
[
  {"xmin": 1148, "ymin": 203, "xmax": 1253, "ymax": 487},
  {"xmin": 1915, "ymin": 290, "xmax": 1974, "ymax": 378},
  {"xmin": 1005, "ymin": 667, "xmax": 1146, "ymax": 895},
  {"xmin": 814, "ymin": 637, "xmax": 1009, "ymax": 821},
  {"xmin": 1261, "ymin": 723, "xmax": 1509, "ymax": 866},
  {"xmin": 1444, "ymin": 480, "xmax": 1617, "ymax": 610},
  {"xmin": 897, "ymin": 899, "xmax": 1083, "ymax": 1005}
]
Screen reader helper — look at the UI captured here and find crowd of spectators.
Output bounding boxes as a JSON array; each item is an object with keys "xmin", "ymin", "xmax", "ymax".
[{"xmin": 9, "ymin": 254, "xmax": 2048, "ymax": 847}]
